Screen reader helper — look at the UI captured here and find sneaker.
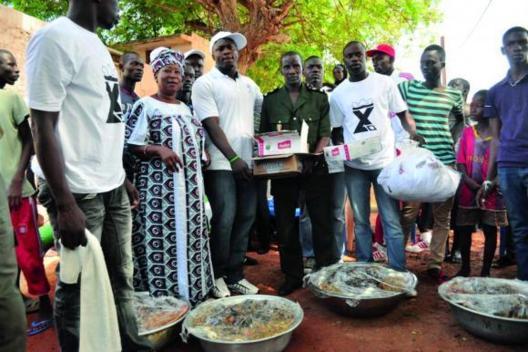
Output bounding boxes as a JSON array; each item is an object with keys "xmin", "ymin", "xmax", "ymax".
[
  {"xmin": 420, "ymin": 231, "xmax": 432, "ymax": 246},
  {"xmin": 372, "ymin": 243, "xmax": 387, "ymax": 262},
  {"xmin": 405, "ymin": 240, "xmax": 429, "ymax": 253},
  {"xmin": 228, "ymin": 278, "xmax": 259, "ymax": 295},
  {"xmin": 211, "ymin": 277, "xmax": 231, "ymax": 298}
]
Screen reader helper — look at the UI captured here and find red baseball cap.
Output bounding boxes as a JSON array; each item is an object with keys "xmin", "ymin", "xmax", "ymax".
[{"xmin": 366, "ymin": 44, "xmax": 395, "ymax": 59}]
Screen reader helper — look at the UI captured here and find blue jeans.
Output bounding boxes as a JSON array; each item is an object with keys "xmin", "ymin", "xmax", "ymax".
[
  {"xmin": 204, "ymin": 171, "xmax": 257, "ymax": 284},
  {"xmin": 344, "ymin": 166, "xmax": 406, "ymax": 270},
  {"xmin": 299, "ymin": 172, "xmax": 347, "ymax": 257},
  {"xmin": 498, "ymin": 167, "xmax": 528, "ymax": 280}
]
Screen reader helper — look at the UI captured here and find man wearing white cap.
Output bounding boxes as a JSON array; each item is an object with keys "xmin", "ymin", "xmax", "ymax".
[
  {"xmin": 184, "ymin": 49, "xmax": 205, "ymax": 78},
  {"xmin": 192, "ymin": 31, "xmax": 263, "ymax": 297}
]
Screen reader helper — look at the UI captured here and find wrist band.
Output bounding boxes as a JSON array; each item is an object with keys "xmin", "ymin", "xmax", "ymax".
[
  {"xmin": 143, "ymin": 145, "xmax": 149, "ymax": 155},
  {"xmin": 229, "ymin": 155, "xmax": 240, "ymax": 164}
]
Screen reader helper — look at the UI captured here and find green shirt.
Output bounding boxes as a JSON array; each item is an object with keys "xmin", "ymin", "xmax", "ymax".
[
  {"xmin": 260, "ymin": 84, "xmax": 331, "ymax": 153},
  {"xmin": 0, "ymin": 89, "xmax": 34, "ymax": 197},
  {"xmin": 398, "ymin": 80, "xmax": 464, "ymax": 165}
]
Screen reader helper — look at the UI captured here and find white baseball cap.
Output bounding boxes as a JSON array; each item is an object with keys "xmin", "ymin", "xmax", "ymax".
[
  {"xmin": 184, "ymin": 49, "xmax": 206, "ymax": 60},
  {"xmin": 209, "ymin": 31, "xmax": 247, "ymax": 53}
]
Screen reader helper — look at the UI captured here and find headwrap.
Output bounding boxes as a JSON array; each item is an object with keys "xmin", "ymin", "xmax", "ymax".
[{"xmin": 151, "ymin": 48, "xmax": 185, "ymax": 76}]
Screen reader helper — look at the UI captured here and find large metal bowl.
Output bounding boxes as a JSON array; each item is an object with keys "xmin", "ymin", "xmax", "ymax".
[
  {"xmin": 439, "ymin": 279, "xmax": 528, "ymax": 345},
  {"xmin": 181, "ymin": 295, "xmax": 304, "ymax": 352},
  {"xmin": 134, "ymin": 293, "xmax": 191, "ymax": 350},
  {"xmin": 306, "ymin": 262, "xmax": 418, "ymax": 318}
]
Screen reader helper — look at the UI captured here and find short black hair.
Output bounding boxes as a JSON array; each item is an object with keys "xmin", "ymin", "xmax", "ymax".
[
  {"xmin": 304, "ymin": 55, "xmax": 321, "ymax": 64},
  {"xmin": 280, "ymin": 51, "xmax": 303, "ymax": 66},
  {"xmin": 502, "ymin": 26, "xmax": 528, "ymax": 45},
  {"xmin": 423, "ymin": 44, "xmax": 445, "ymax": 62},
  {"xmin": 120, "ymin": 51, "xmax": 141, "ymax": 65},
  {"xmin": 473, "ymin": 89, "xmax": 488, "ymax": 100},
  {"xmin": 448, "ymin": 78, "xmax": 470, "ymax": 92},
  {"xmin": 333, "ymin": 63, "xmax": 348, "ymax": 78},
  {"xmin": 343, "ymin": 41, "xmax": 365, "ymax": 55}
]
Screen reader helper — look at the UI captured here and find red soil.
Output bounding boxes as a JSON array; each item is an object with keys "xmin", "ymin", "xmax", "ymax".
[{"xmin": 27, "ymin": 231, "xmax": 525, "ymax": 352}]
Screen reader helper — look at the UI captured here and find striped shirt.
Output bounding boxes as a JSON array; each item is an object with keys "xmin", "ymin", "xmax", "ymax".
[{"xmin": 398, "ymin": 80, "xmax": 463, "ymax": 165}]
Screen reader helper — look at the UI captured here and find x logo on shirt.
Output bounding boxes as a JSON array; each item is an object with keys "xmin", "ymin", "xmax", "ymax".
[{"xmin": 353, "ymin": 103, "xmax": 377, "ymax": 134}]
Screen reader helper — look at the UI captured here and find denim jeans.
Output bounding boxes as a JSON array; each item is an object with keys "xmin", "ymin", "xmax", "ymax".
[
  {"xmin": 38, "ymin": 181, "xmax": 152, "ymax": 351},
  {"xmin": 299, "ymin": 172, "xmax": 347, "ymax": 258},
  {"xmin": 344, "ymin": 166, "xmax": 406, "ymax": 271},
  {"xmin": 0, "ymin": 177, "xmax": 26, "ymax": 352},
  {"xmin": 498, "ymin": 167, "xmax": 528, "ymax": 280},
  {"xmin": 331, "ymin": 172, "xmax": 347, "ymax": 256},
  {"xmin": 204, "ymin": 171, "xmax": 257, "ymax": 284}
]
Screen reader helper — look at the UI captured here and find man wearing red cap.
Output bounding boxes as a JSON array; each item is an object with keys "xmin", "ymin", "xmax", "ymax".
[{"xmin": 366, "ymin": 44, "xmax": 418, "ymax": 260}]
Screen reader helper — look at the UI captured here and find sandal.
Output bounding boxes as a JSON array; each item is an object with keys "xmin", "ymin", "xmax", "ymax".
[{"xmin": 27, "ymin": 319, "xmax": 53, "ymax": 336}]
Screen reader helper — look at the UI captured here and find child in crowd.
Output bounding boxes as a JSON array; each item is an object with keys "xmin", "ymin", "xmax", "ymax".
[{"xmin": 455, "ymin": 90, "xmax": 508, "ymax": 277}]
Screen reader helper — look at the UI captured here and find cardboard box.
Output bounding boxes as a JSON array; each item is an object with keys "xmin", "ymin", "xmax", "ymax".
[
  {"xmin": 323, "ymin": 136, "xmax": 383, "ymax": 162},
  {"xmin": 254, "ymin": 122, "xmax": 309, "ymax": 157},
  {"xmin": 253, "ymin": 154, "xmax": 305, "ymax": 178}
]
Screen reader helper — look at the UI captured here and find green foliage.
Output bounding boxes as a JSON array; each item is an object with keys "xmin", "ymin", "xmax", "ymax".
[
  {"xmin": 2, "ymin": 0, "xmax": 440, "ymax": 91},
  {"xmin": 249, "ymin": 0, "xmax": 441, "ymax": 92}
]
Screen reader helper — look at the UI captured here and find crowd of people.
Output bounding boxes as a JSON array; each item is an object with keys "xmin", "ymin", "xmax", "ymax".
[{"xmin": 0, "ymin": 0, "xmax": 527, "ymax": 351}]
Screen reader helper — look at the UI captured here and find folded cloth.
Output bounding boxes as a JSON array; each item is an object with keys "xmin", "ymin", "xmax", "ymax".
[{"xmin": 60, "ymin": 230, "xmax": 121, "ymax": 352}]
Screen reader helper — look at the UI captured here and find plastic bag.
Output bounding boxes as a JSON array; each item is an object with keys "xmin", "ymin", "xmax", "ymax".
[
  {"xmin": 377, "ymin": 141, "xmax": 461, "ymax": 202},
  {"xmin": 133, "ymin": 292, "xmax": 190, "ymax": 335},
  {"xmin": 439, "ymin": 277, "xmax": 528, "ymax": 320}
]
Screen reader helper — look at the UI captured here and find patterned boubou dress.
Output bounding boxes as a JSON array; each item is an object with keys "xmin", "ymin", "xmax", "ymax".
[{"xmin": 126, "ymin": 96, "xmax": 214, "ymax": 305}]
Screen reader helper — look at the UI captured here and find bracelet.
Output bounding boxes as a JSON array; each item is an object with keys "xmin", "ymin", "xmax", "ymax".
[
  {"xmin": 143, "ymin": 145, "xmax": 149, "ymax": 156},
  {"xmin": 229, "ymin": 155, "xmax": 240, "ymax": 164}
]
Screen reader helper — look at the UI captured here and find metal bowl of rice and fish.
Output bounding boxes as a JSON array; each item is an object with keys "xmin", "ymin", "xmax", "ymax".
[
  {"xmin": 181, "ymin": 294, "xmax": 304, "ymax": 352},
  {"xmin": 305, "ymin": 262, "xmax": 418, "ymax": 318},
  {"xmin": 439, "ymin": 277, "xmax": 528, "ymax": 345},
  {"xmin": 133, "ymin": 292, "xmax": 191, "ymax": 350}
]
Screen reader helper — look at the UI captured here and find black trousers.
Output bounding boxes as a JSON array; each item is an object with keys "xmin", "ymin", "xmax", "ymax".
[{"xmin": 271, "ymin": 164, "xmax": 339, "ymax": 283}]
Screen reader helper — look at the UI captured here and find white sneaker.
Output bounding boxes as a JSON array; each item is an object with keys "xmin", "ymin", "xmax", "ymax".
[
  {"xmin": 212, "ymin": 277, "xmax": 231, "ymax": 298},
  {"xmin": 228, "ymin": 278, "xmax": 259, "ymax": 295},
  {"xmin": 405, "ymin": 240, "xmax": 429, "ymax": 253},
  {"xmin": 420, "ymin": 231, "xmax": 432, "ymax": 246}
]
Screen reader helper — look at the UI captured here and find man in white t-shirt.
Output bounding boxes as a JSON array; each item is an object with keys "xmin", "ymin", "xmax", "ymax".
[
  {"xmin": 330, "ymin": 41, "xmax": 419, "ymax": 271},
  {"xmin": 26, "ymin": 1, "xmax": 151, "ymax": 350},
  {"xmin": 192, "ymin": 31, "xmax": 262, "ymax": 298}
]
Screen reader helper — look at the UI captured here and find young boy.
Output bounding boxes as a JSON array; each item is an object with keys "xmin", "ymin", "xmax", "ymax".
[{"xmin": 0, "ymin": 49, "xmax": 52, "ymax": 334}]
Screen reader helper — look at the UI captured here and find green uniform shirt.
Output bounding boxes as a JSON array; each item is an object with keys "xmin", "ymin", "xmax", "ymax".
[
  {"xmin": 260, "ymin": 84, "xmax": 331, "ymax": 153},
  {"xmin": 0, "ymin": 89, "xmax": 34, "ymax": 197}
]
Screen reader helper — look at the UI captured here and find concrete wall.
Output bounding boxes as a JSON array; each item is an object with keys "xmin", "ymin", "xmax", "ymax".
[{"xmin": 0, "ymin": 5, "xmax": 46, "ymax": 97}]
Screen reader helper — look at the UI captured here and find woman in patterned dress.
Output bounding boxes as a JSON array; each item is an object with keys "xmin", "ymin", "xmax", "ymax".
[{"xmin": 126, "ymin": 48, "xmax": 213, "ymax": 305}]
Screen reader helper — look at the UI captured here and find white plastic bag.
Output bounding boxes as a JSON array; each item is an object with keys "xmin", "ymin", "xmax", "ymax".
[{"xmin": 377, "ymin": 141, "xmax": 461, "ymax": 202}]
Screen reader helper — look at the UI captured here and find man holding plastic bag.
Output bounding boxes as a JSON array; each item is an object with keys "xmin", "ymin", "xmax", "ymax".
[
  {"xmin": 397, "ymin": 45, "xmax": 465, "ymax": 283},
  {"xmin": 329, "ymin": 41, "xmax": 419, "ymax": 271}
]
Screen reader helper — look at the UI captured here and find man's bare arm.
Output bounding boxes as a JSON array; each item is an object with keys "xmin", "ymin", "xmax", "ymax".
[
  {"xmin": 8, "ymin": 118, "xmax": 34, "ymax": 209},
  {"xmin": 201, "ymin": 116, "xmax": 251, "ymax": 179},
  {"xmin": 31, "ymin": 109, "xmax": 86, "ymax": 248}
]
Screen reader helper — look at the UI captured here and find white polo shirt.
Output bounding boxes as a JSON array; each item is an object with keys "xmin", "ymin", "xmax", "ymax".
[{"xmin": 192, "ymin": 67, "xmax": 262, "ymax": 171}]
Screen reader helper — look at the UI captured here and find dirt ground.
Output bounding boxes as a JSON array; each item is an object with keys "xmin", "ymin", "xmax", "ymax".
[{"xmin": 27, "ymin": 231, "xmax": 525, "ymax": 352}]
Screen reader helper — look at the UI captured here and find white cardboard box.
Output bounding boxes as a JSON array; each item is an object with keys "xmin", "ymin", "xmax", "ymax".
[
  {"xmin": 323, "ymin": 136, "xmax": 383, "ymax": 162},
  {"xmin": 254, "ymin": 121, "xmax": 309, "ymax": 157}
]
